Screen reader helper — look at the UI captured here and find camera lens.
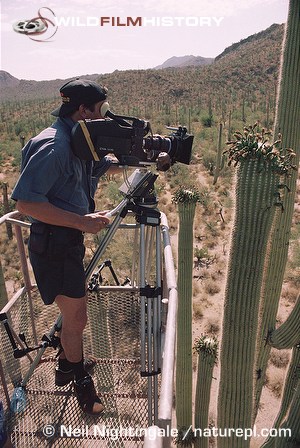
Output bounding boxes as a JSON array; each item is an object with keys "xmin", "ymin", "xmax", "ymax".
[{"xmin": 143, "ymin": 136, "xmax": 171, "ymax": 152}]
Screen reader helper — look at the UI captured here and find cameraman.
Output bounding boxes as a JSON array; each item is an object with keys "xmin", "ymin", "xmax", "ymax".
[{"xmin": 11, "ymin": 79, "xmax": 119, "ymax": 416}]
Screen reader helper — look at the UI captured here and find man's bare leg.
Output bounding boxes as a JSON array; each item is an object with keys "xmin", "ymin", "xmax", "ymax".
[
  {"xmin": 55, "ymin": 294, "xmax": 103, "ymax": 414},
  {"xmin": 55, "ymin": 294, "xmax": 86, "ymax": 362}
]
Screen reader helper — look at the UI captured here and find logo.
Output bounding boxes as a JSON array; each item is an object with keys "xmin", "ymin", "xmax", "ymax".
[
  {"xmin": 12, "ymin": 7, "xmax": 224, "ymax": 42},
  {"xmin": 12, "ymin": 7, "xmax": 58, "ymax": 42}
]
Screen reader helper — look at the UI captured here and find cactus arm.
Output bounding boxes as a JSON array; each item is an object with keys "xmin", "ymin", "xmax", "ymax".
[{"xmin": 269, "ymin": 294, "xmax": 300, "ymax": 349}]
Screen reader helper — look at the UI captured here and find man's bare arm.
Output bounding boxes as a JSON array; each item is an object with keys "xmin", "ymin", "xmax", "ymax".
[{"xmin": 16, "ymin": 200, "xmax": 109, "ymax": 234}]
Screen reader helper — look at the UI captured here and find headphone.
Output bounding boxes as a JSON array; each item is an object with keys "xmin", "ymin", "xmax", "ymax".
[{"xmin": 100, "ymin": 102, "xmax": 110, "ymax": 118}]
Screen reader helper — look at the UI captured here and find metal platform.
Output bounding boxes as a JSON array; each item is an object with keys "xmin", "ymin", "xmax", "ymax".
[
  {"xmin": 0, "ymin": 207, "xmax": 177, "ymax": 448},
  {"xmin": 5, "ymin": 290, "xmax": 150, "ymax": 447}
]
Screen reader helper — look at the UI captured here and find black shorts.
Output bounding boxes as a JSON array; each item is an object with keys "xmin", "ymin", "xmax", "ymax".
[{"xmin": 28, "ymin": 223, "xmax": 86, "ymax": 305}]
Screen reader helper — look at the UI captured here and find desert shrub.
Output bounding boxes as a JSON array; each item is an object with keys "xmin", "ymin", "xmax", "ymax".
[
  {"xmin": 193, "ymin": 302, "xmax": 204, "ymax": 320},
  {"xmin": 204, "ymin": 312, "xmax": 220, "ymax": 335},
  {"xmin": 194, "ymin": 247, "xmax": 209, "ymax": 262},
  {"xmin": 281, "ymin": 284, "xmax": 299, "ymax": 303},
  {"xmin": 269, "ymin": 349, "xmax": 290, "ymax": 369},
  {"xmin": 266, "ymin": 369, "xmax": 285, "ymax": 398},
  {"xmin": 201, "ymin": 115, "xmax": 213, "ymax": 127}
]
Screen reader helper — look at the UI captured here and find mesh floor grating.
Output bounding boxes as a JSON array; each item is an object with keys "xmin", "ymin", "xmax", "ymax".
[{"xmin": 1, "ymin": 289, "xmax": 157, "ymax": 447}]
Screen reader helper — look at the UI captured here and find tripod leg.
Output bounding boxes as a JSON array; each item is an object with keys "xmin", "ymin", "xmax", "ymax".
[
  {"xmin": 20, "ymin": 315, "xmax": 62, "ymax": 387},
  {"xmin": 140, "ymin": 223, "xmax": 147, "ymax": 375},
  {"xmin": 85, "ymin": 203, "xmax": 127, "ymax": 279},
  {"xmin": 139, "ymin": 217, "xmax": 164, "ymax": 425},
  {"xmin": 145, "ymin": 227, "xmax": 155, "ymax": 282},
  {"xmin": 131, "ymin": 226, "xmax": 139, "ymax": 286}
]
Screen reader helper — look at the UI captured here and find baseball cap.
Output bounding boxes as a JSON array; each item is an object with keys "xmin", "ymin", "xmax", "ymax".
[{"xmin": 51, "ymin": 79, "xmax": 108, "ymax": 117}]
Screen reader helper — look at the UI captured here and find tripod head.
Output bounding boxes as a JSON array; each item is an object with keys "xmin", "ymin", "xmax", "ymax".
[{"xmin": 119, "ymin": 169, "xmax": 158, "ymax": 205}]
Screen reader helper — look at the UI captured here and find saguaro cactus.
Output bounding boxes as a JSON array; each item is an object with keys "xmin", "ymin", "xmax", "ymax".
[
  {"xmin": 194, "ymin": 335, "xmax": 218, "ymax": 448},
  {"xmin": 254, "ymin": 0, "xmax": 300, "ymax": 417},
  {"xmin": 173, "ymin": 188, "xmax": 202, "ymax": 433},
  {"xmin": 217, "ymin": 126, "xmax": 296, "ymax": 448}
]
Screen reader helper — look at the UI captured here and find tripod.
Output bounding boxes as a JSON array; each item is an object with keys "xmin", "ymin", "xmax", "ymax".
[{"xmin": 3, "ymin": 167, "xmax": 164, "ymax": 425}]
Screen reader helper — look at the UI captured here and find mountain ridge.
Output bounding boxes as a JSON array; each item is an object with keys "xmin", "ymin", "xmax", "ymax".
[
  {"xmin": 154, "ymin": 55, "xmax": 214, "ymax": 69},
  {"xmin": 0, "ymin": 71, "xmax": 20, "ymax": 89},
  {"xmin": 0, "ymin": 23, "xmax": 284, "ymax": 103}
]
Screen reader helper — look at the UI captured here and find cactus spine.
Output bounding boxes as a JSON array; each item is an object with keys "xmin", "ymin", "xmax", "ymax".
[
  {"xmin": 194, "ymin": 336, "xmax": 218, "ymax": 448},
  {"xmin": 254, "ymin": 0, "xmax": 300, "ymax": 417},
  {"xmin": 173, "ymin": 188, "xmax": 202, "ymax": 432},
  {"xmin": 217, "ymin": 126, "xmax": 296, "ymax": 447}
]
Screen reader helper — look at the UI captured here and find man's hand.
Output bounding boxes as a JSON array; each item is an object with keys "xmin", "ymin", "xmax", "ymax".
[
  {"xmin": 79, "ymin": 212, "xmax": 110, "ymax": 234},
  {"xmin": 156, "ymin": 152, "xmax": 171, "ymax": 171}
]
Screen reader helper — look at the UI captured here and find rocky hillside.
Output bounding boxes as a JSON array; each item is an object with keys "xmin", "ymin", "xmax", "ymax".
[
  {"xmin": 154, "ymin": 55, "xmax": 214, "ymax": 69},
  {"xmin": 0, "ymin": 71, "xmax": 20, "ymax": 88}
]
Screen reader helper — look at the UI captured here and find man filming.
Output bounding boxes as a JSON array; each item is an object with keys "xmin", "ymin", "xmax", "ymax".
[{"xmin": 11, "ymin": 79, "xmax": 118, "ymax": 416}]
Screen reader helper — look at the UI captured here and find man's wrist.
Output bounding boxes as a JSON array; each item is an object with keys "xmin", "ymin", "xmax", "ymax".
[{"xmin": 75, "ymin": 215, "xmax": 85, "ymax": 232}]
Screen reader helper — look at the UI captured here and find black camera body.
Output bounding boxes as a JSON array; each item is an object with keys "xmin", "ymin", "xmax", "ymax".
[{"xmin": 71, "ymin": 115, "xmax": 193, "ymax": 167}]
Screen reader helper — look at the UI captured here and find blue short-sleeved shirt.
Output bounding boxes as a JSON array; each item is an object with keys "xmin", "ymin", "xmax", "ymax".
[{"xmin": 11, "ymin": 117, "xmax": 110, "ymax": 215}]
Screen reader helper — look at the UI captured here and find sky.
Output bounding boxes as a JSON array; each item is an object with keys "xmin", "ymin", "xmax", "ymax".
[{"xmin": 0, "ymin": 0, "xmax": 289, "ymax": 81}]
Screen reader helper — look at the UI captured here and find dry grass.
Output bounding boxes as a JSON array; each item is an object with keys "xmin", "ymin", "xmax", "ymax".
[
  {"xmin": 266, "ymin": 368, "xmax": 285, "ymax": 398},
  {"xmin": 210, "ymin": 267, "xmax": 225, "ymax": 282},
  {"xmin": 193, "ymin": 301, "xmax": 204, "ymax": 320},
  {"xmin": 204, "ymin": 311, "xmax": 220, "ymax": 335},
  {"xmin": 193, "ymin": 280, "xmax": 202, "ymax": 297},
  {"xmin": 198, "ymin": 293, "xmax": 213, "ymax": 308},
  {"xmin": 204, "ymin": 279, "xmax": 221, "ymax": 295},
  {"xmin": 281, "ymin": 283, "xmax": 299, "ymax": 304},
  {"xmin": 269, "ymin": 349, "xmax": 290, "ymax": 369}
]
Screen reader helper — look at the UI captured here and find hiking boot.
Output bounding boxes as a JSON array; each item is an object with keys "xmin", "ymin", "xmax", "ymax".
[
  {"xmin": 55, "ymin": 357, "xmax": 97, "ymax": 387},
  {"xmin": 74, "ymin": 375, "xmax": 104, "ymax": 416}
]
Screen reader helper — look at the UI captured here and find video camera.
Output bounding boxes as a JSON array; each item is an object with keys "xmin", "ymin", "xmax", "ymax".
[{"xmin": 71, "ymin": 110, "xmax": 193, "ymax": 167}]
